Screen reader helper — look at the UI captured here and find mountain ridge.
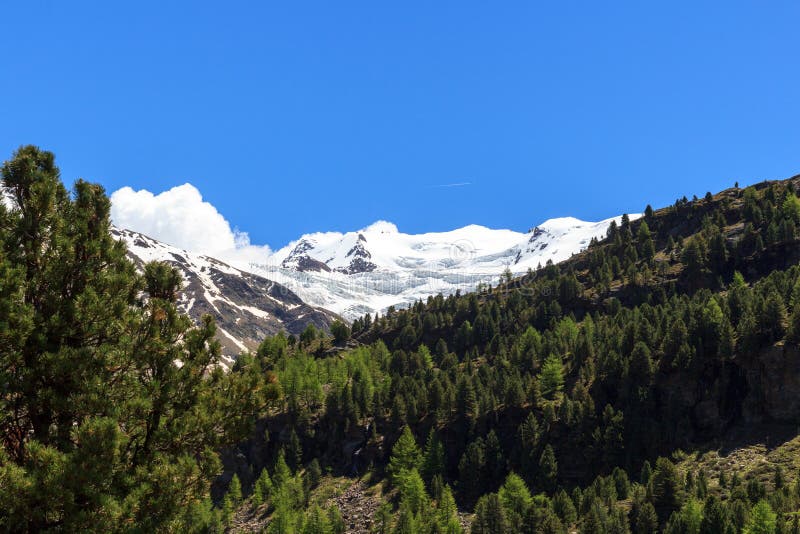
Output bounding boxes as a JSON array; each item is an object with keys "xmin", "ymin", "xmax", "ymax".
[
  {"xmin": 112, "ymin": 214, "xmax": 638, "ymax": 356},
  {"xmin": 112, "ymin": 227, "xmax": 339, "ymax": 362},
  {"xmin": 239, "ymin": 214, "xmax": 639, "ymax": 319}
]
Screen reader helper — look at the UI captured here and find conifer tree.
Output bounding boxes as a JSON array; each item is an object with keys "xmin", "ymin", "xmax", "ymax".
[
  {"xmin": 637, "ymin": 221, "xmax": 655, "ymax": 261},
  {"xmin": 303, "ymin": 505, "xmax": 333, "ymax": 534},
  {"xmin": 388, "ymin": 426, "xmax": 422, "ymax": 484},
  {"xmin": 0, "ymin": 146, "xmax": 269, "ymax": 531},
  {"xmin": 539, "ymin": 355, "xmax": 565, "ymax": 400},
  {"xmin": 471, "ymin": 493, "xmax": 508, "ymax": 534},
  {"xmin": 538, "ymin": 445, "xmax": 558, "ymax": 493},
  {"xmin": 498, "ymin": 472, "xmax": 532, "ymax": 529},
  {"xmin": 743, "ymin": 500, "xmax": 777, "ymax": 534},
  {"xmin": 701, "ymin": 495, "xmax": 733, "ymax": 534},
  {"xmin": 652, "ymin": 457, "xmax": 682, "ymax": 518},
  {"xmin": 633, "ymin": 501, "xmax": 658, "ymax": 534},
  {"xmin": 421, "ymin": 430, "xmax": 446, "ymax": 486}
]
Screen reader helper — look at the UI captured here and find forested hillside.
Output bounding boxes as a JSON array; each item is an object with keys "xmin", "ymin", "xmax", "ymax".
[
  {"xmin": 4, "ymin": 144, "xmax": 800, "ymax": 533},
  {"xmin": 221, "ymin": 174, "xmax": 800, "ymax": 533}
]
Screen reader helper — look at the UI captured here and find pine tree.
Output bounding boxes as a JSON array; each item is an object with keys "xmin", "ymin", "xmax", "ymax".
[
  {"xmin": 498, "ymin": 472, "xmax": 532, "ymax": 529},
  {"xmin": 761, "ymin": 290, "xmax": 787, "ymax": 342},
  {"xmin": 307, "ymin": 458, "xmax": 322, "ymax": 489},
  {"xmin": 288, "ymin": 427, "xmax": 303, "ymax": 470},
  {"xmin": 398, "ymin": 468, "xmax": 429, "ymax": 514},
  {"xmin": 374, "ymin": 503, "xmax": 393, "ymax": 534},
  {"xmin": 637, "ymin": 221, "xmax": 656, "ymax": 261},
  {"xmin": 394, "ymin": 504, "xmax": 418, "ymax": 534},
  {"xmin": 701, "ymin": 495, "xmax": 733, "ymax": 534},
  {"xmin": 459, "ymin": 438, "xmax": 487, "ymax": 505},
  {"xmin": 682, "ymin": 236, "xmax": 707, "ymax": 278},
  {"xmin": 552, "ymin": 489, "xmax": 577, "ymax": 526},
  {"xmin": 538, "ymin": 445, "xmax": 558, "ymax": 493},
  {"xmin": 437, "ymin": 485, "xmax": 463, "ymax": 533},
  {"xmin": 652, "ymin": 457, "xmax": 682, "ymax": 518},
  {"xmin": 421, "ymin": 431, "xmax": 446, "ymax": 486},
  {"xmin": 388, "ymin": 426, "xmax": 422, "ymax": 484},
  {"xmin": 640, "ymin": 460, "xmax": 653, "ymax": 485},
  {"xmin": 229, "ymin": 473, "xmax": 243, "ymax": 504},
  {"xmin": 743, "ymin": 500, "xmax": 777, "ymax": 534},
  {"xmin": 629, "ymin": 342, "xmax": 654, "ymax": 386},
  {"xmin": 303, "ymin": 505, "xmax": 333, "ymax": 534},
  {"xmin": 300, "ymin": 323, "xmax": 317, "ymax": 346},
  {"xmin": 471, "ymin": 494, "xmax": 508, "ymax": 534},
  {"xmin": 253, "ymin": 468, "xmax": 273, "ymax": 507},
  {"xmin": 330, "ymin": 320, "xmax": 351, "ymax": 344},
  {"xmin": 633, "ymin": 501, "xmax": 658, "ymax": 534},
  {"xmin": 0, "ymin": 146, "xmax": 269, "ymax": 531},
  {"xmin": 328, "ymin": 504, "xmax": 346, "ymax": 534},
  {"xmin": 273, "ymin": 449, "xmax": 293, "ymax": 489},
  {"xmin": 539, "ymin": 354, "xmax": 565, "ymax": 400}
]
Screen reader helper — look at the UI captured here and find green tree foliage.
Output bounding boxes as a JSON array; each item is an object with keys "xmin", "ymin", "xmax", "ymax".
[
  {"xmin": 300, "ymin": 323, "xmax": 317, "ymax": 346},
  {"xmin": 637, "ymin": 221, "xmax": 655, "ymax": 261},
  {"xmin": 652, "ymin": 457, "xmax": 682, "ymax": 518},
  {"xmin": 471, "ymin": 493, "xmax": 508, "ymax": 534},
  {"xmin": 664, "ymin": 498, "xmax": 702, "ymax": 534},
  {"xmin": 0, "ymin": 146, "xmax": 269, "ymax": 531},
  {"xmin": 328, "ymin": 504, "xmax": 345, "ymax": 534},
  {"xmin": 538, "ymin": 445, "xmax": 558, "ymax": 493},
  {"xmin": 539, "ymin": 355, "xmax": 565, "ymax": 400},
  {"xmin": 743, "ymin": 500, "xmax": 777, "ymax": 534},
  {"xmin": 330, "ymin": 320, "xmax": 351, "ymax": 344},
  {"xmin": 388, "ymin": 426, "xmax": 422, "ymax": 485},
  {"xmin": 632, "ymin": 501, "xmax": 658, "ymax": 534},
  {"xmin": 701, "ymin": 495, "xmax": 733, "ymax": 534},
  {"xmin": 459, "ymin": 438, "xmax": 487, "ymax": 505},
  {"xmin": 13, "ymin": 156, "xmax": 800, "ymax": 530},
  {"xmin": 498, "ymin": 472, "xmax": 532, "ymax": 529},
  {"xmin": 303, "ymin": 505, "xmax": 333, "ymax": 534},
  {"xmin": 783, "ymin": 194, "xmax": 800, "ymax": 224},
  {"xmin": 398, "ymin": 468, "xmax": 429, "ymax": 515},
  {"xmin": 253, "ymin": 467, "xmax": 273, "ymax": 507},
  {"xmin": 421, "ymin": 430, "xmax": 446, "ymax": 486}
]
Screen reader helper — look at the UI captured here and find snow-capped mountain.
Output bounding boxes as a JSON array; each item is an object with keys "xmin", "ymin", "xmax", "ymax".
[
  {"xmin": 240, "ymin": 215, "xmax": 637, "ymax": 320},
  {"xmin": 112, "ymin": 227, "xmax": 338, "ymax": 363}
]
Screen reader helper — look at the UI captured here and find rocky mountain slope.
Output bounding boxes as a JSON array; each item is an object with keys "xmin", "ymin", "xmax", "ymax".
[
  {"xmin": 112, "ymin": 227, "xmax": 338, "ymax": 362},
  {"xmin": 243, "ymin": 215, "xmax": 637, "ymax": 320}
]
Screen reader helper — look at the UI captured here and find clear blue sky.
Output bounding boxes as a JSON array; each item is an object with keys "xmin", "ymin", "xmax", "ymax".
[{"xmin": 2, "ymin": 2, "xmax": 799, "ymax": 247}]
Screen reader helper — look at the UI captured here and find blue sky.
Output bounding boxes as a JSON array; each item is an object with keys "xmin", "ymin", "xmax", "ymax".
[{"xmin": 2, "ymin": 2, "xmax": 799, "ymax": 247}]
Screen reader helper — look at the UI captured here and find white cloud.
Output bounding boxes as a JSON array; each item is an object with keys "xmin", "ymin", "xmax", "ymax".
[{"xmin": 110, "ymin": 183, "xmax": 272, "ymax": 264}]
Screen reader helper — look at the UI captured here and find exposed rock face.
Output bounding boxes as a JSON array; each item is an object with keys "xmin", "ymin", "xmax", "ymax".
[
  {"xmin": 113, "ymin": 227, "xmax": 339, "ymax": 361},
  {"xmin": 746, "ymin": 343, "xmax": 800, "ymax": 422},
  {"xmin": 336, "ymin": 240, "xmax": 377, "ymax": 274},
  {"xmin": 654, "ymin": 341, "xmax": 800, "ymax": 445},
  {"xmin": 282, "ymin": 239, "xmax": 332, "ymax": 272}
]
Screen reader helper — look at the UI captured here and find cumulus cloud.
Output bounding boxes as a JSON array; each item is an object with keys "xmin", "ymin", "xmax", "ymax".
[{"xmin": 110, "ymin": 183, "xmax": 272, "ymax": 264}]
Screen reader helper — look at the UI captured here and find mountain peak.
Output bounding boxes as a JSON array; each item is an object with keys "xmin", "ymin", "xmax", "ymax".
[{"xmin": 241, "ymin": 214, "xmax": 632, "ymax": 319}]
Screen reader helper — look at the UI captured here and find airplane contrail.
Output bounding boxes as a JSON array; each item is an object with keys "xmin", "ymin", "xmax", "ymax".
[{"xmin": 431, "ymin": 181, "xmax": 472, "ymax": 188}]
